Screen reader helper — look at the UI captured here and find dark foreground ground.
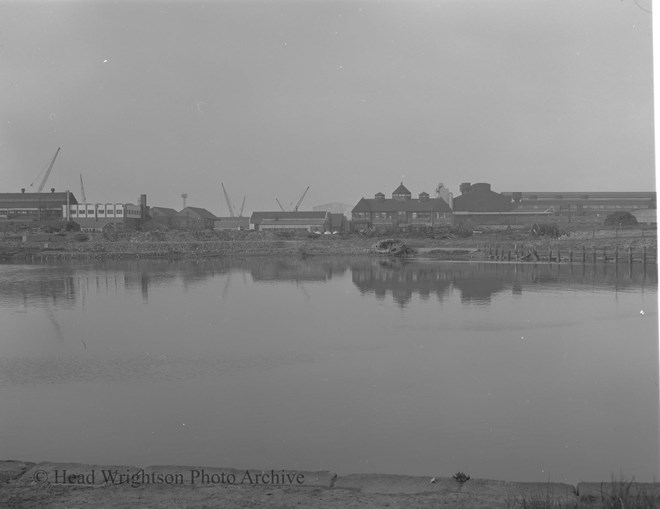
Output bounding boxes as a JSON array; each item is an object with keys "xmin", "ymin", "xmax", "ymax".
[
  {"xmin": 2, "ymin": 461, "xmax": 659, "ymax": 509},
  {"xmin": 0, "ymin": 225, "xmax": 656, "ymax": 261}
]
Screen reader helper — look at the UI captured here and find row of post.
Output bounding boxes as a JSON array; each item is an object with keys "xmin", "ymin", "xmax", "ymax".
[{"xmin": 480, "ymin": 244, "xmax": 651, "ymax": 265}]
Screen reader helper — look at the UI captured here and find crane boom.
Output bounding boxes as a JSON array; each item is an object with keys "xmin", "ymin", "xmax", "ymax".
[
  {"xmin": 32, "ymin": 147, "xmax": 61, "ymax": 192},
  {"xmin": 293, "ymin": 186, "xmax": 310, "ymax": 212},
  {"xmin": 239, "ymin": 196, "xmax": 246, "ymax": 217},
  {"xmin": 221, "ymin": 182, "xmax": 235, "ymax": 217},
  {"xmin": 275, "ymin": 198, "xmax": 287, "ymax": 212},
  {"xmin": 79, "ymin": 174, "xmax": 87, "ymax": 205}
]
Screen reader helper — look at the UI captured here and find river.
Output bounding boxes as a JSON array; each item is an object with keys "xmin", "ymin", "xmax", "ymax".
[{"xmin": 0, "ymin": 257, "xmax": 657, "ymax": 483}]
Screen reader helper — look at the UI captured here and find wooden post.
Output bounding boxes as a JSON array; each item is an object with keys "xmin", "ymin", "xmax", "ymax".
[
  {"xmin": 629, "ymin": 247, "xmax": 633, "ymax": 264},
  {"xmin": 593, "ymin": 248, "xmax": 596, "ymax": 264},
  {"xmin": 507, "ymin": 250, "xmax": 511, "ymax": 262},
  {"xmin": 603, "ymin": 248, "xmax": 607, "ymax": 263},
  {"xmin": 615, "ymin": 246, "xmax": 618, "ymax": 264},
  {"xmin": 582, "ymin": 246, "xmax": 586, "ymax": 264},
  {"xmin": 557, "ymin": 247, "xmax": 560, "ymax": 263},
  {"xmin": 643, "ymin": 246, "xmax": 647, "ymax": 266},
  {"xmin": 569, "ymin": 248, "xmax": 573, "ymax": 264}
]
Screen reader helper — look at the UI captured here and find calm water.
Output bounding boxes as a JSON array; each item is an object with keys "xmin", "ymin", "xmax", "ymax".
[{"xmin": 0, "ymin": 257, "xmax": 657, "ymax": 483}]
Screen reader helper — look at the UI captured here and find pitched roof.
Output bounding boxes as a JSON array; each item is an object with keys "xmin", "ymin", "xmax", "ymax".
[
  {"xmin": 392, "ymin": 183, "xmax": 411, "ymax": 195},
  {"xmin": 176, "ymin": 206, "xmax": 218, "ymax": 219},
  {"xmin": 149, "ymin": 206, "xmax": 178, "ymax": 216},
  {"xmin": 351, "ymin": 197, "xmax": 452, "ymax": 213}
]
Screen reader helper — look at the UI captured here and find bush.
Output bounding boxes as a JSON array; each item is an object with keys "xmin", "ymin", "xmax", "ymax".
[
  {"xmin": 73, "ymin": 233, "xmax": 89, "ymax": 242},
  {"xmin": 604, "ymin": 211, "xmax": 637, "ymax": 227}
]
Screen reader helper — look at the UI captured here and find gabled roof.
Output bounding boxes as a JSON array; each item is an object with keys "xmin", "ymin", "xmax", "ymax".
[
  {"xmin": 392, "ymin": 183, "xmax": 411, "ymax": 195},
  {"xmin": 351, "ymin": 197, "xmax": 452, "ymax": 213},
  {"xmin": 149, "ymin": 206, "xmax": 178, "ymax": 217},
  {"xmin": 176, "ymin": 206, "xmax": 218, "ymax": 220}
]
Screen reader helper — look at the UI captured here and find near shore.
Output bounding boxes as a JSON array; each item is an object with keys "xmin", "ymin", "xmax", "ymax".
[
  {"xmin": 2, "ymin": 460, "xmax": 659, "ymax": 509},
  {"xmin": 0, "ymin": 225, "xmax": 656, "ymax": 262}
]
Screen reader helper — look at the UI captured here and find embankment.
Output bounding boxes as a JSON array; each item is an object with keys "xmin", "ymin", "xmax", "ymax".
[{"xmin": 2, "ymin": 460, "xmax": 659, "ymax": 509}]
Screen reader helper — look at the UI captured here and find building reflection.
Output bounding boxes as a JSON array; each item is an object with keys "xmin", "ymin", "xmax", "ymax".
[{"xmin": 350, "ymin": 260, "xmax": 657, "ymax": 308}]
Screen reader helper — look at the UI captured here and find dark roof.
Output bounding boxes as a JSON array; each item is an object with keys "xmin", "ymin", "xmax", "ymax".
[
  {"xmin": 250, "ymin": 211, "xmax": 329, "ymax": 223},
  {"xmin": 352, "ymin": 197, "xmax": 452, "ymax": 213},
  {"xmin": 452, "ymin": 188, "xmax": 512, "ymax": 212},
  {"xmin": 176, "ymin": 207, "xmax": 218, "ymax": 220},
  {"xmin": 392, "ymin": 183, "xmax": 411, "ymax": 195},
  {"xmin": 149, "ymin": 206, "xmax": 178, "ymax": 217},
  {"xmin": 0, "ymin": 192, "xmax": 78, "ymax": 208}
]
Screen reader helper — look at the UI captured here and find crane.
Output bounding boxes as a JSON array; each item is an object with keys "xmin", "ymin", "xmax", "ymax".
[
  {"xmin": 79, "ymin": 174, "xmax": 87, "ymax": 206},
  {"xmin": 276, "ymin": 198, "xmax": 287, "ymax": 212},
  {"xmin": 238, "ymin": 196, "xmax": 246, "ymax": 217},
  {"xmin": 221, "ymin": 182, "xmax": 236, "ymax": 217},
  {"xmin": 30, "ymin": 147, "xmax": 61, "ymax": 192},
  {"xmin": 293, "ymin": 186, "xmax": 310, "ymax": 212}
]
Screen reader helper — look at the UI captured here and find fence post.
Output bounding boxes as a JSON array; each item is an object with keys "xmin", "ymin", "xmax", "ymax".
[
  {"xmin": 569, "ymin": 248, "xmax": 573, "ymax": 264},
  {"xmin": 629, "ymin": 246, "xmax": 633, "ymax": 264},
  {"xmin": 582, "ymin": 246, "xmax": 586, "ymax": 264},
  {"xmin": 615, "ymin": 246, "xmax": 618, "ymax": 264}
]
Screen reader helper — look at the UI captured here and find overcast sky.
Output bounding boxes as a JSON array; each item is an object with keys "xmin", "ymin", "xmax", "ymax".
[{"xmin": 1, "ymin": 0, "xmax": 654, "ymax": 215}]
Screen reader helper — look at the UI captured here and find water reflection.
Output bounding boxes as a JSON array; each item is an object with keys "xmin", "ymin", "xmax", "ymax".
[
  {"xmin": 1, "ymin": 258, "xmax": 656, "ymax": 308},
  {"xmin": 350, "ymin": 260, "xmax": 656, "ymax": 307},
  {"xmin": 0, "ymin": 257, "xmax": 657, "ymax": 482}
]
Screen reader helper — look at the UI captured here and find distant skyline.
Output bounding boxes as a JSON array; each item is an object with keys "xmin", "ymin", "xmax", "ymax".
[{"xmin": 2, "ymin": 0, "xmax": 655, "ymax": 216}]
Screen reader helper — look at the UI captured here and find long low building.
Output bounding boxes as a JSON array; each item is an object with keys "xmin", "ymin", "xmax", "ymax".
[
  {"xmin": 501, "ymin": 191, "xmax": 656, "ymax": 216},
  {"xmin": 64, "ymin": 202, "xmax": 144, "ymax": 231},
  {"xmin": 250, "ymin": 211, "xmax": 330, "ymax": 232}
]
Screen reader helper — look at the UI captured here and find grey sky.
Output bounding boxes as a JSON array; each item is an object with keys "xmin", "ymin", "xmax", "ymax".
[{"xmin": 1, "ymin": 0, "xmax": 654, "ymax": 215}]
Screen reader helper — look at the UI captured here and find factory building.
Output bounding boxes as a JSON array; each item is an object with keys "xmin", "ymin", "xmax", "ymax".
[
  {"xmin": 214, "ymin": 217, "xmax": 250, "ymax": 230},
  {"xmin": 149, "ymin": 207, "xmax": 178, "ymax": 229},
  {"xmin": 351, "ymin": 183, "xmax": 452, "ymax": 231},
  {"xmin": 502, "ymin": 191, "xmax": 656, "ymax": 220},
  {"xmin": 0, "ymin": 189, "xmax": 78, "ymax": 222},
  {"xmin": 250, "ymin": 211, "xmax": 330, "ymax": 232},
  {"xmin": 172, "ymin": 207, "xmax": 218, "ymax": 230},
  {"xmin": 64, "ymin": 195, "xmax": 147, "ymax": 231}
]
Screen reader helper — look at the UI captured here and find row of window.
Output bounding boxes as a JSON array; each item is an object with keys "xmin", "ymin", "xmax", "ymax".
[{"xmin": 354, "ymin": 212, "xmax": 448, "ymax": 219}]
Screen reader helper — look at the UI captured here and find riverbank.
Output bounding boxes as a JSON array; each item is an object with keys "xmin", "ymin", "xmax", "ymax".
[
  {"xmin": 2, "ymin": 460, "xmax": 659, "ymax": 509},
  {"xmin": 0, "ymin": 226, "xmax": 656, "ymax": 262}
]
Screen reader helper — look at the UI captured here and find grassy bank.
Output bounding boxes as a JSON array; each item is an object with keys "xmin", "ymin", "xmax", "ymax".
[{"xmin": 0, "ymin": 225, "xmax": 656, "ymax": 262}]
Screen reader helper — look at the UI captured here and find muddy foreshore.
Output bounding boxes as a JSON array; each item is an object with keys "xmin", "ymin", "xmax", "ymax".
[
  {"xmin": 2, "ymin": 460, "xmax": 659, "ymax": 509},
  {"xmin": 0, "ymin": 227, "xmax": 656, "ymax": 263}
]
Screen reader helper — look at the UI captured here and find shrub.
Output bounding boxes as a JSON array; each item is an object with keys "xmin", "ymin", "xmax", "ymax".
[{"xmin": 604, "ymin": 211, "xmax": 638, "ymax": 227}]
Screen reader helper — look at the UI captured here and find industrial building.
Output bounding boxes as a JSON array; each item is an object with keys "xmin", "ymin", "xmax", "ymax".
[
  {"xmin": 351, "ymin": 183, "xmax": 452, "ymax": 231},
  {"xmin": 148, "ymin": 207, "xmax": 178, "ymax": 229},
  {"xmin": 250, "ymin": 211, "xmax": 330, "ymax": 232},
  {"xmin": 501, "ymin": 191, "xmax": 656, "ymax": 220},
  {"xmin": 172, "ymin": 207, "xmax": 218, "ymax": 230},
  {"xmin": 214, "ymin": 217, "xmax": 250, "ymax": 230},
  {"xmin": 0, "ymin": 189, "xmax": 78, "ymax": 222},
  {"xmin": 64, "ymin": 195, "xmax": 147, "ymax": 231}
]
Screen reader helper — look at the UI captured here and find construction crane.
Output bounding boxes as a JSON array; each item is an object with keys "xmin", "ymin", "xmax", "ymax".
[
  {"xmin": 30, "ymin": 147, "xmax": 61, "ymax": 192},
  {"xmin": 79, "ymin": 174, "xmax": 87, "ymax": 206},
  {"xmin": 221, "ymin": 182, "xmax": 235, "ymax": 217},
  {"xmin": 293, "ymin": 186, "xmax": 310, "ymax": 212},
  {"xmin": 276, "ymin": 198, "xmax": 287, "ymax": 212},
  {"xmin": 238, "ymin": 196, "xmax": 246, "ymax": 217}
]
